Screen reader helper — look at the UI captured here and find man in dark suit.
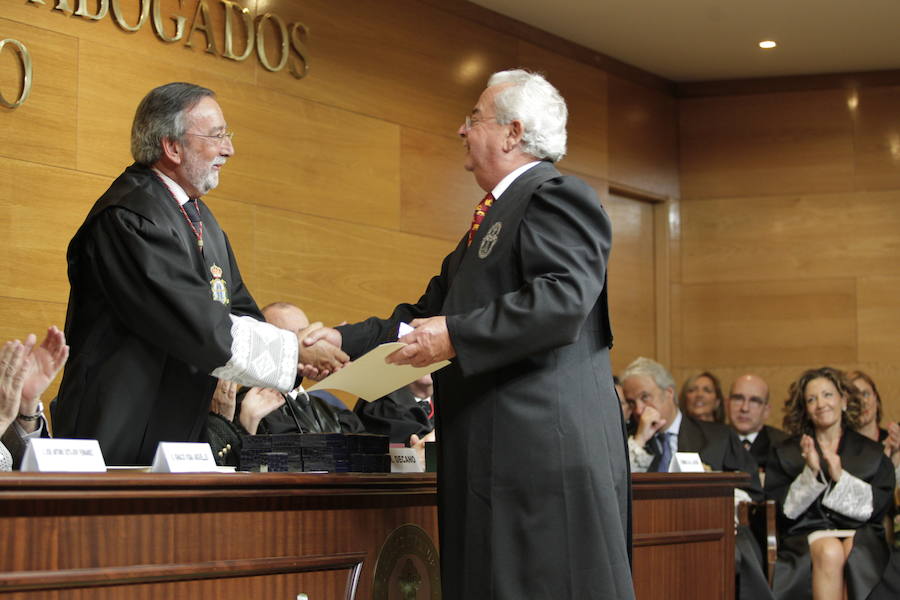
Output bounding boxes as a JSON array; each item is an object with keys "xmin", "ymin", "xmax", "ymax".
[
  {"xmin": 727, "ymin": 374, "xmax": 788, "ymax": 475},
  {"xmin": 306, "ymin": 69, "xmax": 632, "ymax": 600},
  {"xmin": 621, "ymin": 357, "xmax": 759, "ymax": 480},
  {"xmin": 354, "ymin": 374, "xmax": 434, "ymax": 444}
]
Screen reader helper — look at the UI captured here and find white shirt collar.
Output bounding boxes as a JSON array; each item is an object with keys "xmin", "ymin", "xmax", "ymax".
[
  {"xmin": 490, "ymin": 161, "xmax": 542, "ymax": 201},
  {"xmin": 665, "ymin": 409, "xmax": 683, "ymax": 436},
  {"xmin": 740, "ymin": 430, "xmax": 760, "ymax": 445},
  {"xmin": 152, "ymin": 168, "xmax": 191, "ymax": 206}
]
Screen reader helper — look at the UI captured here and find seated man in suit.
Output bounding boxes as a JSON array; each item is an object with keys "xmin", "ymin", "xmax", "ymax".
[
  {"xmin": 207, "ymin": 303, "xmax": 364, "ymax": 462},
  {"xmin": 727, "ymin": 374, "xmax": 787, "ymax": 478},
  {"xmin": 354, "ymin": 374, "xmax": 434, "ymax": 444},
  {"xmin": 622, "ymin": 357, "xmax": 759, "ymax": 482}
]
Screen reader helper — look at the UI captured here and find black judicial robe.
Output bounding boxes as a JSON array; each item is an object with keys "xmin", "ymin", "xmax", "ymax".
[
  {"xmin": 765, "ymin": 429, "xmax": 895, "ymax": 600},
  {"xmin": 353, "ymin": 387, "xmax": 433, "ymax": 444},
  {"xmin": 337, "ymin": 162, "xmax": 634, "ymax": 600},
  {"xmin": 748, "ymin": 425, "xmax": 789, "ymax": 473},
  {"xmin": 55, "ymin": 164, "xmax": 261, "ymax": 465}
]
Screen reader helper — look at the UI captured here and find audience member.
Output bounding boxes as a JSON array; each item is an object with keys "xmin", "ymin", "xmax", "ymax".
[
  {"xmin": 680, "ymin": 370, "xmax": 726, "ymax": 423},
  {"xmin": 0, "ymin": 327, "xmax": 68, "ymax": 470},
  {"xmin": 765, "ymin": 367, "xmax": 894, "ymax": 600},
  {"xmin": 622, "ymin": 358, "xmax": 758, "ymax": 483},
  {"xmin": 355, "ymin": 374, "xmax": 434, "ymax": 444},
  {"xmin": 727, "ymin": 374, "xmax": 788, "ymax": 477},
  {"xmin": 54, "ymin": 82, "xmax": 346, "ymax": 465}
]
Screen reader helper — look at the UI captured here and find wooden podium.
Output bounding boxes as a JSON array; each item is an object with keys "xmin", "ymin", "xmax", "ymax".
[{"xmin": 0, "ymin": 471, "xmax": 745, "ymax": 599}]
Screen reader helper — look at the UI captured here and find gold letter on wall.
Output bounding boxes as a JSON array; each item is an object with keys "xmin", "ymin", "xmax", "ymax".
[
  {"xmin": 185, "ymin": 0, "xmax": 218, "ymax": 55},
  {"xmin": 255, "ymin": 12, "xmax": 288, "ymax": 72},
  {"xmin": 111, "ymin": 0, "xmax": 150, "ymax": 32},
  {"xmin": 222, "ymin": 0, "xmax": 254, "ymax": 61},
  {"xmin": 152, "ymin": 0, "xmax": 186, "ymax": 43},
  {"xmin": 27, "ymin": 0, "xmax": 73, "ymax": 13},
  {"xmin": 74, "ymin": 0, "xmax": 109, "ymax": 20},
  {"xmin": 0, "ymin": 39, "xmax": 33, "ymax": 109},
  {"xmin": 289, "ymin": 21, "xmax": 309, "ymax": 79}
]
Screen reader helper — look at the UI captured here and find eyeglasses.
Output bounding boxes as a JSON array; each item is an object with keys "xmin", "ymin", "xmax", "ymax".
[
  {"xmin": 463, "ymin": 115, "xmax": 497, "ymax": 131},
  {"xmin": 186, "ymin": 131, "xmax": 235, "ymax": 144}
]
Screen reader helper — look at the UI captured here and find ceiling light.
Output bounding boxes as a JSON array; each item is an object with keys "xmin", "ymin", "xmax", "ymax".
[{"xmin": 758, "ymin": 40, "xmax": 777, "ymax": 49}]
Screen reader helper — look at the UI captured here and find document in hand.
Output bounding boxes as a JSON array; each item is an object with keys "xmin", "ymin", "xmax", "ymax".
[{"xmin": 306, "ymin": 342, "xmax": 450, "ymax": 401}]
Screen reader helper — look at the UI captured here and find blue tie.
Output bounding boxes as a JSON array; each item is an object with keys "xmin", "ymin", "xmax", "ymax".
[{"xmin": 657, "ymin": 432, "xmax": 673, "ymax": 472}]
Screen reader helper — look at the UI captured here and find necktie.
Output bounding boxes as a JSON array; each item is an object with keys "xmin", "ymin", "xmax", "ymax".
[
  {"xmin": 656, "ymin": 432, "xmax": 674, "ymax": 472},
  {"xmin": 742, "ymin": 439, "xmax": 752, "ymax": 452},
  {"xmin": 467, "ymin": 192, "xmax": 494, "ymax": 246}
]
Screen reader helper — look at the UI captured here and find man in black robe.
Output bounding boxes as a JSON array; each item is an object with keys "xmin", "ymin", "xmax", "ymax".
[
  {"xmin": 307, "ymin": 70, "xmax": 633, "ymax": 599},
  {"xmin": 54, "ymin": 82, "xmax": 347, "ymax": 465}
]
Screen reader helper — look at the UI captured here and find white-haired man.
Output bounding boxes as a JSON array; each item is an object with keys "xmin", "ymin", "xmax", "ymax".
[{"xmin": 307, "ymin": 70, "xmax": 631, "ymax": 599}]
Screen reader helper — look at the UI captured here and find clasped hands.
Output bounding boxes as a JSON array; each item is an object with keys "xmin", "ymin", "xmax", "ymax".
[
  {"xmin": 300, "ymin": 316, "xmax": 455, "ymax": 374},
  {"xmin": 800, "ymin": 434, "xmax": 842, "ymax": 480},
  {"xmin": 296, "ymin": 322, "xmax": 348, "ymax": 381}
]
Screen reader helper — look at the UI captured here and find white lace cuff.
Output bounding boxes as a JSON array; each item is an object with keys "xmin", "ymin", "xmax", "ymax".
[
  {"xmin": 628, "ymin": 436, "xmax": 654, "ymax": 473},
  {"xmin": 822, "ymin": 470, "xmax": 873, "ymax": 522},
  {"xmin": 0, "ymin": 443, "xmax": 10, "ymax": 472},
  {"xmin": 211, "ymin": 315, "xmax": 298, "ymax": 393},
  {"xmin": 783, "ymin": 465, "xmax": 827, "ymax": 519}
]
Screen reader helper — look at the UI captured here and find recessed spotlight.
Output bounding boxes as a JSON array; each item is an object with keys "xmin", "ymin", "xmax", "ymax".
[{"xmin": 759, "ymin": 40, "xmax": 777, "ymax": 49}]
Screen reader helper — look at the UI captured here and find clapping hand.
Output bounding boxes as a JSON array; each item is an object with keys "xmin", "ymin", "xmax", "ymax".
[
  {"xmin": 0, "ymin": 339, "xmax": 29, "ymax": 433},
  {"xmin": 210, "ymin": 379, "xmax": 238, "ymax": 421},
  {"xmin": 884, "ymin": 422, "xmax": 900, "ymax": 467},
  {"xmin": 800, "ymin": 434, "xmax": 822, "ymax": 475}
]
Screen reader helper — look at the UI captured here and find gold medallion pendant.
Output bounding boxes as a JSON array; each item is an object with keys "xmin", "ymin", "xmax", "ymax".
[{"xmin": 209, "ymin": 264, "xmax": 230, "ymax": 305}]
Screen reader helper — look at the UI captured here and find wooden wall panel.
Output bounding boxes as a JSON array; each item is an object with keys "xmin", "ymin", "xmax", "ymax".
[
  {"xmin": 853, "ymin": 85, "xmax": 900, "ymax": 191},
  {"xmin": 0, "ymin": 158, "xmax": 106, "ymax": 303},
  {"xmin": 399, "ymin": 127, "xmax": 483, "ymax": 242},
  {"xmin": 679, "ymin": 89, "xmax": 855, "ymax": 199},
  {"xmin": 605, "ymin": 193, "xmax": 656, "ymax": 374},
  {"xmin": 678, "ymin": 278, "xmax": 857, "ymax": 368},
  {"xmin": 251, "ymin": 205, "xmax": 454, "ymax": 330},
  {"xmin": 0, "ymin": 18, "xmax": 77, "ymax": 169},
  {"xmin": 517, "ymin": 41, "xmax": 608, "ymax": 181},
  {"xmin": 608, "ymin": 75, "xmax": 679, "ymax": 199},
  {"xmin": 680, "ymin": 190, "xmax": 900, "ymax": 284},
  {"xmin": 858, "ymin": 276, "xmax": 900, "ymax": 364},
  {"xmin": 262, "ymin": 0, "xmax": 519, "ymax": 135}
]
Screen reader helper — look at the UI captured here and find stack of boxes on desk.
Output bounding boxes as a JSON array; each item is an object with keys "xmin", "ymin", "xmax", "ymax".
[{"xmin": 240, "ymin": 433, "xmax": 391, "ymax": 473}]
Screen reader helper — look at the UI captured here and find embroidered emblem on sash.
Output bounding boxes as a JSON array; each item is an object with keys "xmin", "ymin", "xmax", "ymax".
[
  {"xmin": 209, "ymin": 264, "xmax": 230, "ymax": 305},
  {"xmin": 478, "ymin": 222, "xmax": 502, "ymax": 259}
]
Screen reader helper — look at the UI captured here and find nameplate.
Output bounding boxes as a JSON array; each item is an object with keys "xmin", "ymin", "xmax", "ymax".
[
  {"xmin": 21, "ymin": 438, "xmax": 106, "ymax": 472},
  {"xmin": 151, "ymin": 442, "xmax": 218, "ymax": 473},
  {"xmin": 389, "ymin": 447, "xmax": 421, "ymax": 473},
  {"xmin": 670, "ymin": 452, "xmax": 705, "ymax": 473}
]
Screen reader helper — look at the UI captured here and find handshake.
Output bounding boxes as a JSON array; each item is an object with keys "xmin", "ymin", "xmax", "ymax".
[
  {"xmin": 292, "ymin": 316, "xmax": 456, "ymax": 382},
  {"xmin": 295, "ymin": 323, "xmax": 347, "ymax": 381}
]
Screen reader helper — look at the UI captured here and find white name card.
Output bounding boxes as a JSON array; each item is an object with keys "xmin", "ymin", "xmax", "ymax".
[
  {"xmin": 670, "ymin": 452, "xmax": 705, "ymax": 473},
  {"xmin": 21, "ymin": 438, "xmax": 107, "ymax": 472},
  {"xmin": 389, "ymin": 447, "xmax": 422, "ymax": 473},
  {"xmin": 151, "ymin": 442, "xmax": 218, "ymax": 473}
]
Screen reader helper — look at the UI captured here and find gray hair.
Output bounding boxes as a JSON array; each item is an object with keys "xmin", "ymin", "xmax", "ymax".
[
  {"xmin": 620, "ymin": 357, "xmax": 676, "ymax": 394},
  {"xmin": 487, "ymin": 69, "xmax": 567, "ymax": 162},
  {"xmin": 131, "ymin": 82, "xmax": 215, "ymax": 166}
]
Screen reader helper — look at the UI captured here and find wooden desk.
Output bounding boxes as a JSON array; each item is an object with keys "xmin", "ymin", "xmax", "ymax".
[
  {"xmin": 0, "ymin": 471, "xmax": 745, "ymax": 599},
  {"xmin": 632, "ymin": 472, "xmax": 748, "ymax": 600},
  {"xmin": 0, "ymin": 472, "xmax": 438, "ymax": 599}
]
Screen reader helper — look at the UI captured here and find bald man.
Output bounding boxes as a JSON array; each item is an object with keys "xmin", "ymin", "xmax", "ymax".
[{"xmin": 726, "ymin": 374, "xmax": 787, "ymax": 474}]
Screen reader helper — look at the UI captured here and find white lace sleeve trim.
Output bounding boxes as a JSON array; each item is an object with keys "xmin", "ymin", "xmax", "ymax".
[
  {"xmin": 211, "ymin": 315, "xmax": 298, "ymax": 393},
  {"xmin": 0, "ymin": 442, "xmax": 11, "ymax": 472},
  {"xmin": 628, "ymin": 436, "xmax": 654, "ymax": 473},
  {"xmin": 783, "ymin": 465, "xmax": 827, "ymax": 520},
  {"xmin": 822, "ymin": 470, "xmax": 873, "ymax": 522}
]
